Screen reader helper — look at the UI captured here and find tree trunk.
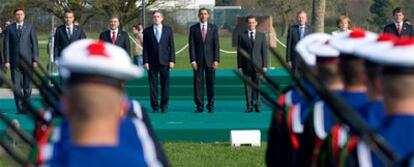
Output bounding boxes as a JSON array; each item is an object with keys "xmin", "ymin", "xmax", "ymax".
[
  {"xmin": 282, "ymin": 13, "xmax": 289, "ymax": 37},
  {"xmin": 311, "ymin": 0, "xmax": 326, "ymax": 32}
]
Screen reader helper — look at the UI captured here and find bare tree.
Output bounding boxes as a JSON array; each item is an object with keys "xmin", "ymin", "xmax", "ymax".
[{"xmin": 258, "ymin": 0, "xmax": 311, "ymax": 37}]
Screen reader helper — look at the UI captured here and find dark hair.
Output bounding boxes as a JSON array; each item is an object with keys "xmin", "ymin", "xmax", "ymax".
[
  {"xmin": 13, "ymin": 8, "xmax": 24, "ymax": 14},
  {"xmin": 64, "ymin": 9, "xmax": 74, "ymax": 15},
  {"xmin": 339, "ymin": 55, "xmax": 366, "ymax": 87},
  {"xmin": 245, "ymin": 15, "xmax": 256, "ymax": 22},
  {"xmin": 152, "ymin": 10, "xmax": 162, "ymax": 16},
  {"xmin": 393, "ymin": 7, "xmax": 404, "ymax": 15},
  {"xmin": 109, "ymin": 15, "xmax": 119, "ymax": 21},
  {"xmin": 198, "ymin": 8, "xmax": 209, "ymax": 14}
]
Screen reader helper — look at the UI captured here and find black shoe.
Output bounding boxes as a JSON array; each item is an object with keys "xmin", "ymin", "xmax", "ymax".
[
  {"xmin": 255, "ymin": 106, "xmax": 261, "ymax": 113},
  {"xmin": 152, "ymin": 109, "xmax": 159, "ymax": 113},
  {"xmin": 208, "ymin": 109, "xmax": 214, "ymax": 113},
  {"xmin": 245, "ymin": 107, "xmax": 253, "ymax": 113},
  {"xmin": 161, "ymin": 109, "xmax": 167, "ymax": 113},
  {"xmin": 194, "ymin": 108, "xmax": 203, "ymax": 113}
]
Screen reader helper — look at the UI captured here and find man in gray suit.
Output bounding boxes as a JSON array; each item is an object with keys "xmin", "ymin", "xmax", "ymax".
[
  {"xmin": 4, "ymin": 8, "xmax": 39, "ymax": 114},
  {"xmin": 237, "ymin": 15, "xmax": 268, "ymax": 113}
]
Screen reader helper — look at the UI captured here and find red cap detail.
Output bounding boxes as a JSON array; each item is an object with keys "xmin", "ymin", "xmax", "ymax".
[
  {"xmin": 87, "ymin": 41, "xmax": 109, "ymax": 58},
  {"xmin": 324, "ymin": 40, "xmax": 330, "ymax": 45},
  {"xmin": 377, "ymin": 33, "xmax": 396, "ymax": 42},
  {"xmin": 349, "ymin": 29, "xmax": 366, "ymax": 38},
  {"xmin": 394, "ymin": 37, "xmax": 414, "ymax": 46}
]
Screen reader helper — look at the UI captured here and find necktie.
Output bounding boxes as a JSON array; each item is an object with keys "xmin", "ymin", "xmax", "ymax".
[
  {"xmin": 250, "ymin": 31, "xmax": 255, "ymax": 45},
  {"xmin": 155, "ymin": 27, "xmax": 161, "ymax": 43},
  {"xmin": 299, "ymin": 27, "xmax": 305, "ymax": 39},
  {"xmin": 17, "ymin": 25, "xmax": 22, "ymax": 37},
  {"xmin": 397, "ymin": 23, "xmax": 402, "ymax": 34},
  {"xmin": 67, "ymin": 27, "xmax": 72, "ymax": 39},
  {"xmin": 111, "ymin": 31, "xmax": 117, "ymax": 44},
  {"xmin": 201, "ymin": 24, "xmax": 207, "ymax": 42}
]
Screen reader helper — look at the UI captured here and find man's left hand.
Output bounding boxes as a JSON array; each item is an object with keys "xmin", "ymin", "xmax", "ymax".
[{"xmin": 212, "ymin": 61, "xmax": 219, "ymax": 70}]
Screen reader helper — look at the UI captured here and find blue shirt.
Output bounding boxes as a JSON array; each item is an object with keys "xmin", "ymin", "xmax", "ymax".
[
  {"xmin": 371, "ymin": 115, "xmax": 414, "ymax": 167},
  {"xmin": 359, "ymin": 100, "xmax": 385, "ymax": 129},
  {"xmin": 49, "ymin": 117, "xmax": 150, "ymax": 167}
]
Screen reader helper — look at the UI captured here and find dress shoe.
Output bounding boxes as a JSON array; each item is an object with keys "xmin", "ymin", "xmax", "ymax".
[
  {"xmin": 208, "ymin": 109, "xmax": 214, "ymax": 113},
  {"xmin": 245, "ymin": 107, "xmax": 253, "ymax": 113},
  {"xmin": 194, "ymin": 108, "xmax": 203, "ymax": 113}
]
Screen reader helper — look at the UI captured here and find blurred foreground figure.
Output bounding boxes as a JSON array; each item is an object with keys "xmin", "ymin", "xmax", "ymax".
[{"xmin": 39, "ymin": 39, "xmax": 169, "ymax": 167}]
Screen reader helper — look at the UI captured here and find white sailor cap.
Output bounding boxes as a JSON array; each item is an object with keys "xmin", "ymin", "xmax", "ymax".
[
  {"xmin": 295, "ymin": 33, "xmax": 331, "ymax": 66},
  {"xmin": 353, "ymin": 33, "xmax": 397, "ymax": 61},
  {"xmin": 368, "ymin": 37, "xmax": 414, "ymax": 69},
  {"xmin": 307, "ymin": 39, "xmax": 340, "ymax": 59},
  {"xmin": 330, "ymin": 29, "xmax": 378, "ymax": 54},
  {"xmin": 59, "ymin": 39, "xmax": 143, "ymax": 80}
]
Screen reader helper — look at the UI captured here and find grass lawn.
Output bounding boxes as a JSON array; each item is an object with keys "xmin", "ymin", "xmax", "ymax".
[
  {"xmin": 164, "ymin": 142, "xmax": 267, "ymax": 167},
  {"xmin": 0, "ymin": 142, "xmax": 267, "ymax": 167}
]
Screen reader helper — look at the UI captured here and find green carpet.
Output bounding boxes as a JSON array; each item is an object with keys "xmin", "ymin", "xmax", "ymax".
[{"xmin": 0, "ymin": 69, "xmax": 291, "ymax": 142}]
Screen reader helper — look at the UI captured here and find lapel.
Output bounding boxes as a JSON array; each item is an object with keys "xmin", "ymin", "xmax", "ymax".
[
  {"xmin": 159, "ymin": 26, "xmax": 167, "ymax": 43},
  {"xmin": 71, "ymin": 26, "xmax": 78, "ymax": 41},
  {"xmin": 401, "ymin": 23, "xmax": 408, "ymax": 36},
  {"xmin": 11, "ymin": 23, "xmax": 18, "ymax": 37},
  {"xmin": 21, "ymin": 24, "xmax": 28, "ymax": 37},
  {"xmin": 205, "ymin": 23, "xmax": 212, "ymax": 43},
  {"xmin": 115, "ymin": 30, "xmax": 122, "ymax": 45},
  {"xmin": 151, "ymin": 25, "xmax": 162, "ymax": 43},
  {"xmin": 196, "ymin": 23, "xmax": 202, "ymax": 42},
  {"xmin": 107, "ymin": 30, "xmax": 112, "ymax": 42}
]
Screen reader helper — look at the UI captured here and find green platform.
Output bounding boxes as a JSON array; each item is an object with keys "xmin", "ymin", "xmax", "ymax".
[{"xmin": 0, "ymin": 69, "xmax": 292, "ymax": 142}]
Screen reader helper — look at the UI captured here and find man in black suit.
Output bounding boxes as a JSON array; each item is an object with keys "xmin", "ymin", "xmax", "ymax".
[
  {"xmin": 54, "ymin": 10, "xmax": 86, "ymax": 59},
  {"xmin": 99, "ymin": 16, "xmax": 130, "ymax": 54},
  {"xmin": 286, "ymin": 11, "xmax": 311, "ymax": 76},
  {"xmin": 237, "ymin": 15, "xmax": 268, "ymax": 113},
  {"xmin": 383, "ymin": 7, "xmax": 414, "ymax": 38},
  {"xmin": 3, "ymin": 9, "xmax": 39, "ymax": 114},
  {"xmin": 189, "ymin": 8, "xmax": 220, "ymax": 113},
  {"xmin": 143, "ymin": 11, "xmax": 175, "ymax": 113}
]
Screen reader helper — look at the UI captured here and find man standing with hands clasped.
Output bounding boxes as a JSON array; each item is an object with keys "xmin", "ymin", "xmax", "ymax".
[
  {"xmin": 3, "ymin": 8, "xmax": 39, "ymax": 114},
  {"xmin": 237, "ymin": 15, "xmax": 267, "ymax": 113},
  {"xmin": 189, "ymin": 8, "xmax": 220, "ymax": 113},
  {"xmin": 143, "ymin": 11, "xmax": 175, "ymax": 113}
]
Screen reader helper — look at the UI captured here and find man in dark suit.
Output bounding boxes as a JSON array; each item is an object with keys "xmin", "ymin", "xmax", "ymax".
[
  {"xmin": 189, "ymin": 8, "xmax": 220, "ymax": 113},
  {"xmin": 237, "ymin": 15, "xmax": 268, "ymax": 113},
  {"xmin": 383, "ymin": 7, "xmax": 414, "ymax": 38},
  {"xmin": 143, "ymin": 11, "xmax": 175, "ymax": 113},
  {"xmin": 54, "ymin": 10, "xmax": 86, "ymax": 60},
  {"xmin": 3, "ymin": 9, "xmax": 39, "ymax": 114},
  {"xmin": 99, "ymin": 16, "xmax": 130, "ymax": 54},
  {"xmin": 286, "ymin": 11, "xmax": 312, "ymax": 76}
]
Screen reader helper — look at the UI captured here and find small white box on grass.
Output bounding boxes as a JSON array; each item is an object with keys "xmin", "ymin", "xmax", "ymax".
[{"xmin": 230, "ymin": 130, "xmax": 261, "ymax": 147}]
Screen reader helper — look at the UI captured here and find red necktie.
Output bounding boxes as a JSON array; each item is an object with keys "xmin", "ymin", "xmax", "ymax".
[
  {"xmin": 397, "ymin": 24, "xmax": 402, "ymax": 34},
  {"xmin": 112, "ymin": 31, "xmax": 117, "ymax": 44},
  {"xmin": 201, "ymin": 25, "xmax": 206, "ymax": 42}
]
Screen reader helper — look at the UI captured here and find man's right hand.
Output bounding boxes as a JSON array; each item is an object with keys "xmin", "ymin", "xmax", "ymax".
[
  {"xmin": 144, "ymin": 63, "xmax": 150, "ymax": 71},
  {"xmin": 191, "ymin": 63, "xmax": 197, "ymax": 71},
  {"xmin": 4, "ymin": 63, "xmax": 10, "ymax": 70},
  {"xmin": 287, "ymin": 61, "xmax": 292, "ymax": 69}
]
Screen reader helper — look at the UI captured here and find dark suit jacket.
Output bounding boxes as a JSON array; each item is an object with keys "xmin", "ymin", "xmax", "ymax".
[
  {"xmin": 383, "ymin": 23, "xmax": 414, "ymax": 37},
  {"xmin": 3, "ymin": 22, "xmax": 39, "ymax": 68},
  {"xmin": 99, "ymin": 29, "xmax": 130, "ymax": 54},
  {"xmin": 54, "ymin": 24, "xmax": 86, "ymax": 59},
  {"xmin": 237, "ymin": 30, "xmax": 267, "ymax": 72},
  {"xmin": 143, "ymin": 25, "xmax": 175, "ymax": 66},
  {"xmin": 286, "ymin": 25, "xmax": 312, "ymax": 63},
  {"xmin": 188, "ymin": 23, "xmax": 220, "ymax": 67}
]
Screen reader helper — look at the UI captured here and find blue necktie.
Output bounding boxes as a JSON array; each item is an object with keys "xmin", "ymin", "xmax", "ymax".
[
  {"xmin": 299, "ymin": 27, "xmax": 305, "ymax": 39},
  {"xmin": 155, "ymin": 27, "xmax": 161, "ymax": 43}
]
